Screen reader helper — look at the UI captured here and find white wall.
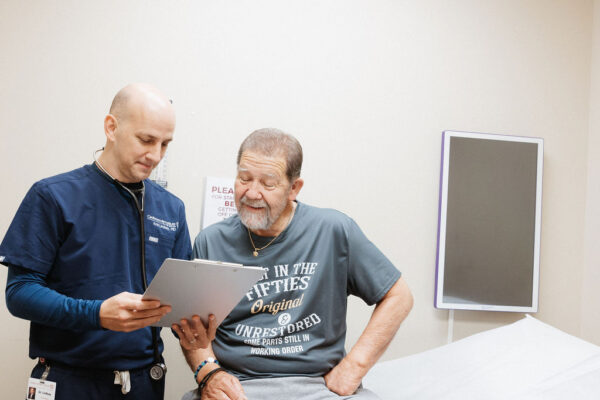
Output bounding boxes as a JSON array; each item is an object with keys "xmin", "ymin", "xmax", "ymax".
[
  {"xmin": 0, "ymin": 1, "xmax": 595, "ymax": 399},
  {"xmin": 582, "ymin": 0, "xmax": 600, "ymax": 344}
]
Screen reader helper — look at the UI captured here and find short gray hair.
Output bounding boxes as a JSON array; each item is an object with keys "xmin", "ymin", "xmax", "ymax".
[{"xmin": 237, "ymin": 128, "xmax": 303, "ymax": 182}]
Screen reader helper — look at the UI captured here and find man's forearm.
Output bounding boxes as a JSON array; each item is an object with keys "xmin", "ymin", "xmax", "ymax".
[
  {"xmin": 324, "ymin": 277, "xmax": 413, "ymax": 396},
  {"xmin": 182, "ymin": 343, "xmax": 247, "ymax": 399},
  {"xmin": 5, "ymin": 266, "xmax": 102, "ymax": 330},
  {"xmin": 344, "ymin": 277, "xmax": 413, "ymax": 376},
  {"xmin": 182, "ymin": 345, "xmax": 216, "ymax": 372},
  {"xmin": 181, "ymin": 343, "xmax": 225, "ymax": 387}
]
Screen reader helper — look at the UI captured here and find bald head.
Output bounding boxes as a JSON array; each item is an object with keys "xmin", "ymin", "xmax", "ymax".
[
  {"xmin": 109, "ymin": 83, "xmax": 174, "ymax": 123},
  {"xmin": 99, "ymin": 83, "xmax": 176, "ymax": 183}
]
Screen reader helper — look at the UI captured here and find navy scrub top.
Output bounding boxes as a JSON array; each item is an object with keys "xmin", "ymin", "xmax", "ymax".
[{"xmin": 0, "ymin": 164, "xmax": 192, "ymax": 369}]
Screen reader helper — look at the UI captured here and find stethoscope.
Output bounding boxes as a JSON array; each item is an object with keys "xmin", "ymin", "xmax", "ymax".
[{"xmin": 93, "ymin": 148, "xmax": 167, "ymax": 381}]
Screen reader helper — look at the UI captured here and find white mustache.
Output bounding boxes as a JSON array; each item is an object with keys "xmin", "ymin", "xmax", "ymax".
[{"xmin": 241, "ymin": 198, "xmax": 267, "ymax": 208}]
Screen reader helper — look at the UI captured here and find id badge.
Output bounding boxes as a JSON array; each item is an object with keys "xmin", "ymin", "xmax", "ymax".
[{"xmin": 26, "ymin": 377, "xmax": 56, "ymax": 400}]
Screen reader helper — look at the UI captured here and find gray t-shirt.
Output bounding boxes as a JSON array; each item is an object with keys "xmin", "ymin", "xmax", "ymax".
[{"xmin": 193, "ymin": 202, "xmax": 401, "ymax": 380}]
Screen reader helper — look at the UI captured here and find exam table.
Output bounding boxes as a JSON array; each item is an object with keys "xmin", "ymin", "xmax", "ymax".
[{"xmin": 363, "ymin": 315, "xmax": 600, "ymax": 399}]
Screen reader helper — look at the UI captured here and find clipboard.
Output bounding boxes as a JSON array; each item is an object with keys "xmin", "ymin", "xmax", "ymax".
[{"xmin": 143, "ymin": 258, "xmax": 265, "ymax": 327}]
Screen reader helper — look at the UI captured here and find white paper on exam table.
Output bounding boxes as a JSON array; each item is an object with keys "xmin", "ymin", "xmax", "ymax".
[{"xmin": 142, "ymin": 258, "xmax": 265, "ymax": 327}]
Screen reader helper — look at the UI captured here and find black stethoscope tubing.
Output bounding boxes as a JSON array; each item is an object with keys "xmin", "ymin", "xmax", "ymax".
[{"xmin": 93, "ymin": 148, "xmax": 165, "ymax": 380}]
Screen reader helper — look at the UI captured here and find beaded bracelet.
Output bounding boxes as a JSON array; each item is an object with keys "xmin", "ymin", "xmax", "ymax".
[
  {"xmin": 198, "ymin": 367, "xmax": 224, "ymax": 397},
  {"xmin": 194, "ymin": 358, "xmax": 220, "ymax": 381}
]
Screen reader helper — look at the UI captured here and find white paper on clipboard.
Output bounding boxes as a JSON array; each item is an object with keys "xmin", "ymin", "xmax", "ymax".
[{"xmin": 143, "ymin": 258, "xmax": 265, "ymax": 327}]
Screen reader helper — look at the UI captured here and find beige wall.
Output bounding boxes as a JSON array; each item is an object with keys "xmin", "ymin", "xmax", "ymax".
[
  {"xmin": 0, "ymin": 1, "xmax": 596, "ymax": 399},
  {"xmin": 582, "ymin": 0, "xmax": 600, "ymax": 344}
]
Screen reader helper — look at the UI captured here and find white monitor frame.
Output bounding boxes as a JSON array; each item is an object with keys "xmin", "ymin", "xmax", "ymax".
[{"xmin": 435, "ymin": 130, "xmax": 543, "ymax": 312}]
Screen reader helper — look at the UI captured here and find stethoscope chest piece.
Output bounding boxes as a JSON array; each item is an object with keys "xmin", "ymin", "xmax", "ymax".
[{"xmin": 149, "ymin": 363, "xmax": 167, "ymax": 381}]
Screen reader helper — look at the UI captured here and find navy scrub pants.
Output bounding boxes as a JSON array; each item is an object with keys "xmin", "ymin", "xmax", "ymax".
[{"xmin": 31, "ymin": 360, "xmax": 165, "ymax": 400}]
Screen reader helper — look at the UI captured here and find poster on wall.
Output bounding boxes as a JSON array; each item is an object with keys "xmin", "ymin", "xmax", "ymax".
[
  {"xmin": 201, "ymin": 176, "xmax": 237, "ymax": 229},
  {"xmin": 149, "ymin": 150, "xmax": 168, "ymax": 188}
]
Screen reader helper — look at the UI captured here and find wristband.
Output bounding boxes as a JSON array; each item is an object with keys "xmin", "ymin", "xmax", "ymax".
[
  {"xmin": 198, "ymin": 367, "xmax": 223, "ymax": 396},
  {"xmin": 194, "ymin": 357, "xmax": 220, "ymax": 382}
]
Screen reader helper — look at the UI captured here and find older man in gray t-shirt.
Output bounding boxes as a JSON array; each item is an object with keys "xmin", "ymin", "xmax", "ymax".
[{"xmin": 177, "ymin": 129, "xmax": 413, "ymax": 400}]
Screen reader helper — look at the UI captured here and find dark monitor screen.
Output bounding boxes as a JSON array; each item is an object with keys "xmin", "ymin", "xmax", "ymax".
[{"xmin": 435, "ymin": 131, "xmax": 543, "ymax": 312}]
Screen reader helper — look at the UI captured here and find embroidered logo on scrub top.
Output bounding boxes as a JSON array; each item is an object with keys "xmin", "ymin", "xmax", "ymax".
[
  {"xmin": 147, "ymin": 215, "xmax": 179, "ymax": 232},
  {"xmin": 149, "ymin": 236, "xmax": 159, "ymax": 243}
]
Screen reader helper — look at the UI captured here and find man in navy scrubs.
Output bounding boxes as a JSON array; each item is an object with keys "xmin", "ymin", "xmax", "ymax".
[{"xmin": 0, "ymin": 83, "xmax": 210, "ymax": 399}]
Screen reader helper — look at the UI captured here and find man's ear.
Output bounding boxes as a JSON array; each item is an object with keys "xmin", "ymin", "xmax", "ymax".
[
  {"xmin": 104, "ymin": 114, "xmax": 118, "ymax": 142},
  {"xmin": 288, "ymin": 178, "xmax": 304, "ymax": 201}
]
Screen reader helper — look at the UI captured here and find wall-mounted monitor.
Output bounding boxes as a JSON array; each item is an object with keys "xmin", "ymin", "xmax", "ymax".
[{"xmin": 435, "ymin": 131, "xmax": 543, "ymax": 312}]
